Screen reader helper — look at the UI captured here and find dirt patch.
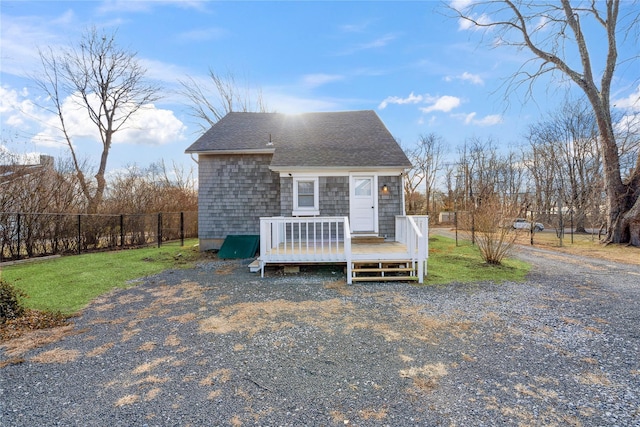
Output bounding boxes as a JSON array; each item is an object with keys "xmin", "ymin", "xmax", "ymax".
[
  {"xmin": 323, "ymin": 279, "xmax": 352, "ymax": 296},
  {"xmin": 30, "ymin": 348, "xmax": 80, "ymax": 363},
  {"xmin": 1, "ymin": 324, "xmax": 76, "ymax": 358},
  {"xmin": 400, "ymin": 362, "xmax": 449, "ymax": 392},
  {"xmin": 359, "ymin": 407, "xmax": 388, "ymax": 420},
  {"xmin": 577, "ymin": 371, "xmax": 613, "ymax": 387},
  {"xmin": 86, "ymin": 342, "xmax": 115, "ymax": 357},
  {"xmin": 132, "ymin": 356, "xmax": 175, "ymax": 375},
  {"xmin": 115, "ymin": 394, "xmax": 140, "ymax": 407},
  {"xmin": 199, "ymin": 298, "xmax": 351, "ymax": 336},
  {"xmin": 199, "ymin": 369, "xmax": 232, "ymax": 386},
  {"xmin": 168, "ymin": 313, "xmax": 197, "ymax": 323},
  {"xmin": 199, "ymin": 294, "xmax": 472, "ymax": 345}
]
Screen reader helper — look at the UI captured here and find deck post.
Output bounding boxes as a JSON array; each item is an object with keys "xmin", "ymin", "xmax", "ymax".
[{"xmin": 344, "ymin": 217, "xmax": 352, "ymax": 284}]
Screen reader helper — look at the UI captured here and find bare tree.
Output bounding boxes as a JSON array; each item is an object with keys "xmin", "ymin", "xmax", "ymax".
[
  {"xmin": 105, "ymin": 160, "xmax": 197, "ymax": 215},
  {"xmin": 525, "ymin": 100, "xmax": 603, "ymax": 232},
  {"xmin": 449, "ymin": 0, "xmax": 640, "ymax": 245},
  {"xmin": 403, "ymin": 147, "xmax": 426, "ymax": 215},
  {"xmin": 404, "ymin": 133, "xmax": 445, "ymax": 215},
  {"xmin": 179, "ymin": 68, "xmax": 270, "ymax": 132},
  {"xmin": 34, "ymin": 27, "xmax": 161, "ymax": 214}
]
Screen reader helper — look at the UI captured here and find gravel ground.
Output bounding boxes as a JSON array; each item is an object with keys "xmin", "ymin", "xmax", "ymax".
[{"xmin": 1, "ymin": 242, "xmax": 640, "ymax": 426}]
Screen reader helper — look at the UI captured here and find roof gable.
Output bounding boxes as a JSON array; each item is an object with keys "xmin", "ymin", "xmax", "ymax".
[{"xmin": 185, "ymin": 110, "xmax": 411, "ymax": 169}]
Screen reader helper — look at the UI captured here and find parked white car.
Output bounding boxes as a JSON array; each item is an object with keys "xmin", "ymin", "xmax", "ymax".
[{"xmin": 513, "ymin": 218, "xmax": 544, "ymax": 232}]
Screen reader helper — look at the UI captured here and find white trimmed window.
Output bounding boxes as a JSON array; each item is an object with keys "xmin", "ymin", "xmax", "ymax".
[{"xmin": 292, "ymin": 177, "xmax": 319, "ymax": 216}]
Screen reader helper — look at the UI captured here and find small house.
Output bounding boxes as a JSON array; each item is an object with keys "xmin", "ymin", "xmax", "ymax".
[{"xmin": 185, "ymin": 110, "xmax": 428, "ymax": 283}]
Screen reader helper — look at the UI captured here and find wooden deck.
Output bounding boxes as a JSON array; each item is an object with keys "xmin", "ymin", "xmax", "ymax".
[
  {"xmin": 262, "ymin": 240, "xmax": 410, "ymax": 260},
  {"xmin": 258, "ymin": 215, "xmax": 428, "ymax": 284}
]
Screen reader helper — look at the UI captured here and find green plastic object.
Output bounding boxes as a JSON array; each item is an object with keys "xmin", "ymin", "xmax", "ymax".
[{"xmin": 218, "ymin": 235, "xmax": 260, "ymax": 259}]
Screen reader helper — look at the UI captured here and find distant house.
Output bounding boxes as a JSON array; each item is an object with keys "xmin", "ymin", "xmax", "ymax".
[
  {"xmin": 0, "ymin": 155, "xmax": 55, "ymax": 186},
  {"xmin": 186, "ymin": 110, "xmax": 429, "ymax": 283}
]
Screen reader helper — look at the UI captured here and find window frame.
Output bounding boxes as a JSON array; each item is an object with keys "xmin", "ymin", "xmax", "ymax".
[{"xmin": 292, "ymin": 176, "xmax": 320, "ymax": 216}]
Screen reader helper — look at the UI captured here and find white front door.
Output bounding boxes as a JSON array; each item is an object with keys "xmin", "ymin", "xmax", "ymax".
[{"xmin": 350, "ymin": 176, "xmax": 377, "ymax": 233}]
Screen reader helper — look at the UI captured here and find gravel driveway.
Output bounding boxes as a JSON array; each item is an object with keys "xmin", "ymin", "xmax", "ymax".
[{"xmin": 1, "ymin": 241, "xmax": 639, "ymax": 426}]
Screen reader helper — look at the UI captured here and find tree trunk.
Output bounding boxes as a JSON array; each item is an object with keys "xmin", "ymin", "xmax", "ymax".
[{"xmin": 584, "ymin": 88, "xmax": 639, "ymax": 244}]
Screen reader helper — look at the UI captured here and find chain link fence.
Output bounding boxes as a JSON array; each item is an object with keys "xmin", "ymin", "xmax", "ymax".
[{"xmin": 0, "ymin": 211, "xmax": 198, "ymax": 262}]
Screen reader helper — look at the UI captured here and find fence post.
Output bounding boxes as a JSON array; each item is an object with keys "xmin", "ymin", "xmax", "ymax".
[
  {"xmin": 77, "ymin": 214, "xmax": 82, "ymax": 254},
  {"xmin": 454, "ymin": 211, "xmax": 458, "ymax": 247},
  {"xmin": 570, "ymin": 209, "xmax": 574, "ymax": 244},
  {"xmin": 157, "ymin": 213, "xmax": 162, "ymax": 248},
  {"xmin": 120, "ymin": 214, "xmax": 124, "ymax": 247},
  {"xmin": 16, "ymin": 213, "xmax": 21, "ymax": 260},
  {"xmin": 180, "ymin": 212, "xmax": 184, "ymax": 246}
]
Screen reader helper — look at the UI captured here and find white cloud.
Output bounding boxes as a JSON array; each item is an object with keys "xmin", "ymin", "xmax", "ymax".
[
  {"xmin": 0, "ymin": 15, "xmax": 68, "ymax": 78},
  {"xmin": 444, "ymin": 72, "xmax": 484, "ymax": 85},
  {"xmin": 615, "ymin": 85, "xmax": 640, "ymax": 111},
  {"xmin": 533, "ymin": 16, "xmax": 550, "ymax": 32},
  {"xmin": 115, "ymin": 104, "xmax": 187, "ymax": 145},
  {"xmin": 457, "ymin": 112, "xmax": 503, "ymax": 126},
  {"xmin": 378, "ymin": 93, "xmax": 462, "ymax": 114},
  {"xmin": 360, "ymin": 33, "xmax": 397, "ymax": 49},
  {"xmin": 616, "ymin": 113, "xmax": 640, "ymax": 135},
  {"xmin": 22, "ymin": 91, "xmax": 186, "ymax": 148},
  {"xmin": 420, "ymin": 95, "xmax": 461, "ymax": 113},
  {"xmin": 378, "ymin": 92, "xmax": 423, "ymax": 109},
  {"xmin": 460, "ymin": 72, "xmax": 484, "ymax": 85},
  {"xmin": 0, "ymin": 86, "xmax": 41, "ymax": 128},
  {"xmin": 613, "ymin": 86, "xmax": 640, "ymax": 135},
  {"xmin": 449, "ymin": 0, "xmax": 473, "ymax": 11},
  {"xmin": 301, "ymin": 74, "xmax": 345, "ymax": 89}
]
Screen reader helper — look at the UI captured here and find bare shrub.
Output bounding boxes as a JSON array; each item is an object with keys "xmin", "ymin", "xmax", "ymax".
[{"xmin": 469, "ymin": 198, "xmax": 518, "ymax": 265}]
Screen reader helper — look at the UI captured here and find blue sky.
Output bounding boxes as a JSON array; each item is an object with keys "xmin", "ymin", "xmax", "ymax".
[{"xmin": 1, "ymin": 0, "xmax": 638, "ymax": 175}]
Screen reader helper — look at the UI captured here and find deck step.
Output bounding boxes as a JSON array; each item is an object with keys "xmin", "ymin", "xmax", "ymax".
[
  {"xmin": 353, "ymin": 267, "xmax": 414, "ymax": 273},
  {"xmin": 351, "ymin": 260, "xmax": 412, "ymax": 265},
  {"xmin": 350, "ymin": 260, "xmax": 418, "ymax": 282},
  {"xmin": 248, "ymin": 259, "xmax": 261, "ymax": 273},
  {"xmin": 352, "ymin": 276, "xmax": 418, "ymax": 282}
]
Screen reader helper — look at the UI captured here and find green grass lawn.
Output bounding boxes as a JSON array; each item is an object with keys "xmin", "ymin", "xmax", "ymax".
[
  {"xmin": 1, "ymin": 235, "xmax": 530, "ymax": 316},
  {"xmin": 426, "ymin": 235, "xmax": 530, "ymax": 285},
  {"xmin": 1, "ymin": 240, "xmax": 200, "ymax": 315}
]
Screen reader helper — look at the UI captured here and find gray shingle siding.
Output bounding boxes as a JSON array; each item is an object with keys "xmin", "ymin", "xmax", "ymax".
[
  {"xmin": 198, "ymin": 154, "xmax": 280, "ymax": 250},
  {"xmin": 280, "ymin": 175, "xmax": 401, "ymax": 240},
  {"xmin": 378, "ymin": 175, "xmax": 403, "ymax": 240},
  {"xmin": 189, "ymin": 111, "xmax": 411, "ymax": 249},
  {"xmin": 319, "ymin": 177, "xmax": 349, "ymax": 216},
  {"xmin": 279, "ymin": 177, "xmax": 293, "ymax": 216},
  {"xmin": 279, "ymin": 176, "xmax": 350, "ymax": 217}
]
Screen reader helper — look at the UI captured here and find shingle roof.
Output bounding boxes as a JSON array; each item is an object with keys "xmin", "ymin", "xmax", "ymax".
[{"xmin": 185, "ymin": 111, "xmax": 411, "ymax": 169}]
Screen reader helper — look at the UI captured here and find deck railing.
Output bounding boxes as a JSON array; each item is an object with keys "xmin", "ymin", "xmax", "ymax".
[
  {"xmin": 259, "ymin": 216, "xmax": 351, "ymax": 276},
  {"xmin": 258, "ymin": 215, "xmax": 427, "ymax": 283},
  {"xmin": 395, "ymin": 215, "xmax": 429, "ymax": 283}
]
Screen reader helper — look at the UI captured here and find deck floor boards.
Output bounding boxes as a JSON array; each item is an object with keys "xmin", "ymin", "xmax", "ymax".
[{"xmin": 263, "ymin": 241, "xmax": 409, "ymax": 259}]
